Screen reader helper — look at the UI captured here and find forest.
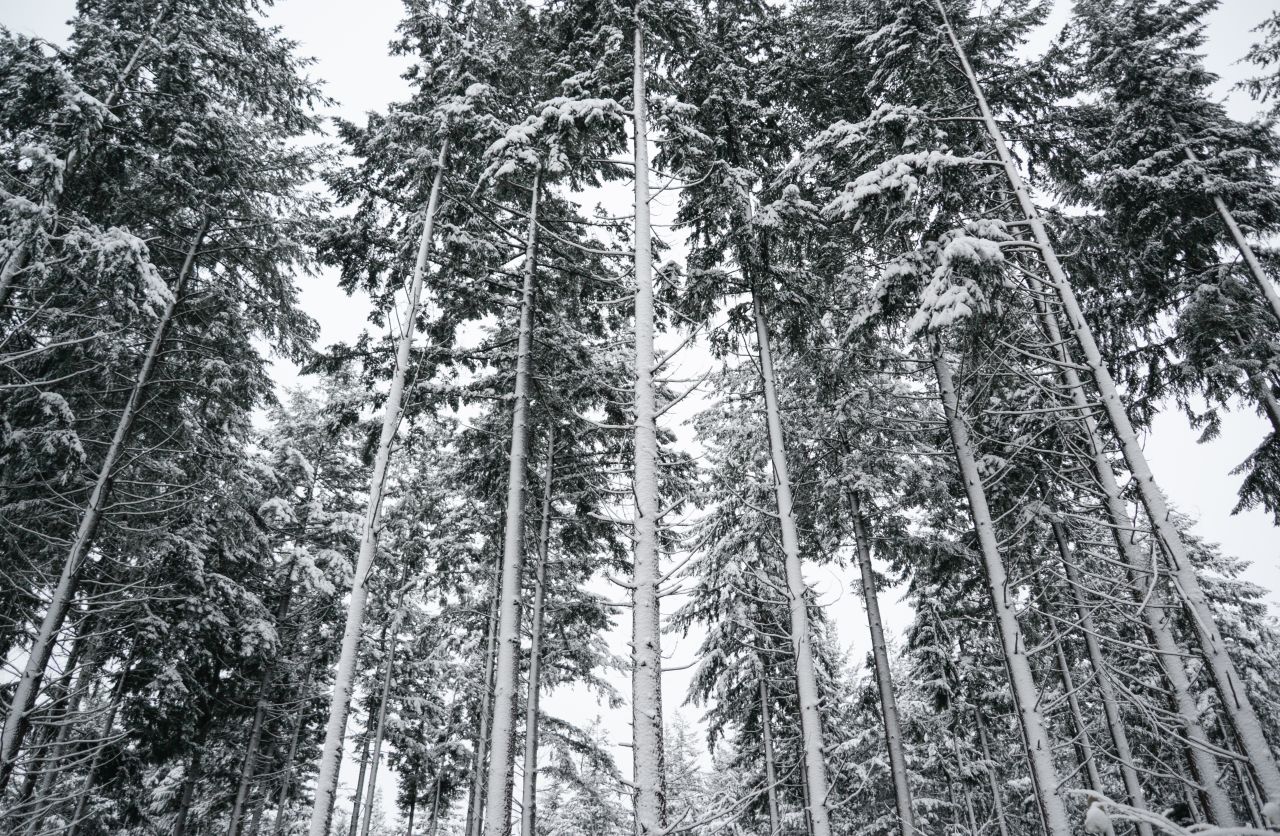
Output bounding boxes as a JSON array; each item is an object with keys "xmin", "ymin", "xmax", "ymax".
[{"xmin": 3, "ymin": 0, "xmax": 1280, "ymax": 834}]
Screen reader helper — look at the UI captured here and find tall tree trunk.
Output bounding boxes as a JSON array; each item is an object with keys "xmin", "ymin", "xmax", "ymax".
[
  {"xmin": 65, "ymin": 654, "xmax": 133, "ymax": 836},
  {"xmin": 403, "ymin": 780, "xmax": 418, "ymax": 836},
  {"xmin": 749, "ymin": 289, "xmax": 832, "ymax": 836},
  {"xmin": 929, "ymin": 339, "xmax": 1070, "ymax": 836},
  {"xmin": 519, "ymin": 427, "xmax": 555, "ymax": 836},
  {"xmin": 307, "ymin": 140, "xmax": 450, "ymax": 836},
  {"xmin": 349, "ymin": 727, "xmax": 373, "ymax": 836},
  {"xmin": 747, "ymin": 294, "xmax": 829, "ymax": 834},
  {"xmin": 0, "ymin": 218, "xmax": 209, "ymax": 792},
  {"xmin": 272, "ymin": 659, "xmax": 314, "ymax": 836},
  {"xmin": 483, "ymin": 169, "xmax": 542, "ymax": 836},
  {"xmin": 630, "ymin": 17, "xmax": 667, "ymax": 836},
  {"xmin": 467, "ymin": 555, "xmax": 502, "ymax": 836},
  {"xmin": 1026, "ymin": 287, "xmax": 1236, "ymax": 823},
  {"xmin": 10, "ymin": 623, "xmax": 88, "ymax": 816},
  {"xmin": 249, "ymin": 792, "xmax": 266, "ymax": 836},
  {"xmin": 172, "ymin": 749, "xmax": 204, "ymax": 836},
  {"xmin": 848, "ymin": 490, "xmax": 915, "ymax": 836},
  {"xmin": 1050, "ymin": 627, "xmax": 1101, "ymax": 792},
  {"xmin": 758, "ymin": 675, "xmax": 781, "ymax": 836},
  {"xmin": 428, "ymin": 778, "xmax": 443, "ymax": 836},
  {"xmin": 16, "ymin": 637, "xmax": 97, "ymax": 833},
  {"xmin": 934, "ymin": 2, "xmax": 1280, "ymax": 804},
  {"xmin": 230, "ymin": 562, "xmax": 299, "ymax": 836},
  {"xmin": 948, "ymin": 731, "xmax": 980, "ymax": 836},
  {"xmin": 1050, "ymin": 520, "xmax": 1153, "ymax": 836},
  {"xmin": 974, "ymin": 713, "xmax": 1010, "ymax": 836},
  {"xmin": 359, "ymin": 601, "xmax": 407, "ymax": 836}
]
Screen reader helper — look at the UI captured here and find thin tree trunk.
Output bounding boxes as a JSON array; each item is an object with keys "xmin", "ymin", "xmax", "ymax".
[
  {"xmin": 349, "ymin": 729, "xmax": 373, "ymax": 836},
  {"xmin": 359, "ymin": 602, "xmax": 407, "ymax": 836},
  {"xmin": 1176, "ymin": 756, "xmax": 1207, "ymax": 825},
  {"xmin": 1148, "ymin": 587, "xmax": 1237, "ymax": 824},
  {"xmin": 404, "ymin": 781, "xmax": 418, "ymax": 836},
  {"xmin": 483, "ymin": 169, "xmax": 543, "ymax": 836},
  {"xmin": 272, "ymin": 659, "xmax": 314, "ymax": 836},
  {"xmin": 758, "ymin": 676, "xmax": 781, "ymax": 836},
  {"xmin": 428, "ymin": 778, "xmax": 443, "ymax": 836},
  {"xmin": 18, "ymin": 644, "xmax": 99, "ymax": 835},
  {"xmin": 307, "ymin": 140, "xmax": 449, "ymax": 836},
  {"xmin": 172, "ymin": 749, "xmax": 204, "ymax": 836},
  {"xmin": 64, "ymin": 654, "xmax": 133, "ymax": 836},
  {"xmin": 230, "ymin": 561, "xmax": 299, "ymax": 836},
  {"xmin": 848, "ymin": 490, "xmax": 914, "ymax": 836},
  {"xmin": 1020, "ymin": 254, "xmax": 1232, "ymax": 824},
  {"xmin": 12, "ymin": 624, "xmax": 90, "ymax": 825},
  {"xmin": 467, "ymin": 556, "xmax": 502, "ymax": 836},
  {"xmin": 1050, "ymin": 627, "xmax": 1101, "ymax": 792},
  {"xmin": 974, "ymin": 713, "xmax": 1010, "ymax": 836},
  {"xmin": 1025, "ymin": 284, "xmax": 1236, "ymax": 823},
  {"xmin": 0, "ymin": 218, "xmax": 209, "ymax": 792},
  {"xmin": 169, "ymin": 674, "xmax": 221, "ymax": 836},
  {"xmin": 519, "ymin": 427, "xmax": 555, "ymax": 836},
  {"xmin": 1050, "ymin": 520, "xmax": 1153, "ymax": 836},
  {"xmin": 929, "ymin": 339, "xmax": 1070, "ymax": 836},
  {"xmin": 949, "ymin": 732, "xmax": 979, "ymax": 836},
  {"xmin": 750, "ymin": 293, "xmax": 831, "ymax": 836},
  {"xmin": 934, "ymin": 2, "xmax": 1280, "ymax": 804},
  {"xmin": 630, "ymin": 17, "xmax": 667, "ymax": 836}
]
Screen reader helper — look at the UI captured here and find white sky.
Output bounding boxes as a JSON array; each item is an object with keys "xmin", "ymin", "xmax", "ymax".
[{"xmin": 4, "ymin": 0, "xmax": 1279, "ymax": 828}]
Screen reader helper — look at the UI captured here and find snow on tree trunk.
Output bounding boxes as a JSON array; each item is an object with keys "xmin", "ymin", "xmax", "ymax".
[
  {"xmin": 849, "ymin": 491, "xmax": 915, "ymax": 836},
  {"xmin": 519, "ymin": 427, "xmax": 554, "ymax": 836},
  {"xmin": 750, "ymin": 293, "xmax": 832, "ymax": 836},
  {"xmin": 934, "ymin": 1, "xmax": 1280, "ymax": 807},
  {"xmin": 758, "ymin": 675, "xmax": 782, "ymax": 836},
  {"xmin": 306, "ymin": 139, "xmax": 450, "ymax": 836},
  {"xmin": 483, "ymin": 168, "xmax": 542, "ymax": 836},
  {"xmin": 1051, "ymin": 520, "xmax": 1153, "ymax": 836},
  {"xmin": 929, "ymin": 338, "xmax": 1071, "ymax": 836},
  {"xmin": 1026, "ymin": 284, "xmax": 1233, "ymax": 823},
  {"xmin": 0, "ymin": 217, "xmax": 209, "ymax": 792},
  {"xmin": 1250, "ymin": 376, "xmax": 1280, "ymax": 434},
  {"xmin": 630, "ymin": 18, "xmax": 667, "ymax": 836}
]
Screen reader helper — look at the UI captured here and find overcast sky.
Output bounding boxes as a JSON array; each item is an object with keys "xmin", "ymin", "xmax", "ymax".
[{"xmin": 4, "ymin": 0, "xmax": 1280, "ymax": 826}]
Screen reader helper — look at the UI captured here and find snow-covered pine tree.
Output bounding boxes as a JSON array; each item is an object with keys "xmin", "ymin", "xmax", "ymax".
[
  {"xmin": 1, "ymin": 0, "xmax": 326, "ymax": 802},
  {"xmin": 1053, "ymin": 0, "xmax": 1280, "ymax": 522}
]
